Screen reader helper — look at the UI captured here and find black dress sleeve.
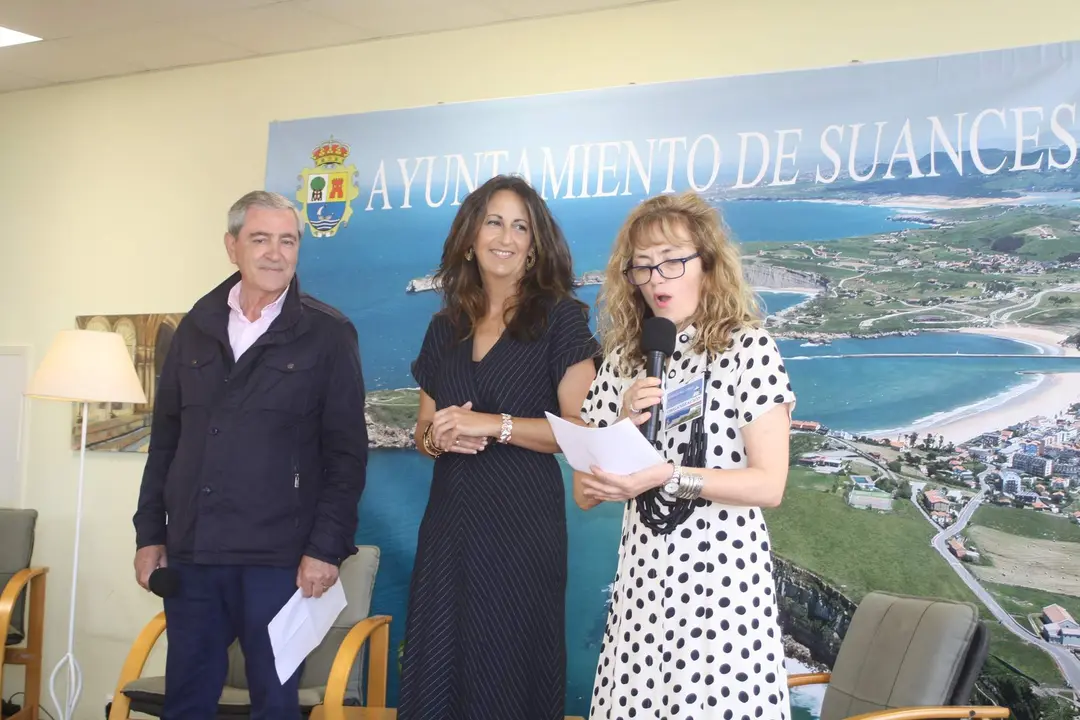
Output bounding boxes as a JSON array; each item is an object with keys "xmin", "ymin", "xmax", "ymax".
[
  {"xmin": 548, "ymin": 298, "xmax": 601, "ymax": 389},
  {"xmin": 411, "ymin": 313, "xmax": 453, "ymax": 399}
]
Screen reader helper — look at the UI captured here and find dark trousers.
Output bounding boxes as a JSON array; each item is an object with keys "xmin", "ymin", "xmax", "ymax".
[{"xmin": 162, "ymin": 562, "xmax": 302, "ymax": 720}]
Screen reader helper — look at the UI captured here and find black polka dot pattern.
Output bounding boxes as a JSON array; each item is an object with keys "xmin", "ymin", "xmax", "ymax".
[{"xmin": 580, "ymin": 325, "xmax": 796, "ymax": 719}]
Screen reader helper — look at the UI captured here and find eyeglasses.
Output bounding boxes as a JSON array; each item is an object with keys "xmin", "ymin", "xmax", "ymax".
[{"xmin": 623, "ymin": 253, "xmax": 700, "ymax": 286}]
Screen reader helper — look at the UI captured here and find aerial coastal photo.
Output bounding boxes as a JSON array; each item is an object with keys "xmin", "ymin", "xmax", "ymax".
[
  {"xmin": 357, "ymin": 148, "xmax": 1080, "ymax": 719},
  {"xmin": 262, "ymin": 41, "xmax": 1080, "ymax": 718}
]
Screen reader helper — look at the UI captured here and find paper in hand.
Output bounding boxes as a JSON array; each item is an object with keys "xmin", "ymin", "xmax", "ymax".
[
  {"xmin": 545, "ymin": 412, "xmax": 664, "ymax": 475},
  {"xmin": 268, "ymin": 581, "xmax": 347, "ymax": 684}
]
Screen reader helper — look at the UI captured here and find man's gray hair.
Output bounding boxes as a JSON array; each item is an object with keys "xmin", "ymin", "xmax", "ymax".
[{"xmin": 227, "ymin": 190, "xmax": 304, "ymax": 238}]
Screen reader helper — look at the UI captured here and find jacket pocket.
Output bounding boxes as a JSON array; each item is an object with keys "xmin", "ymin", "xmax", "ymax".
[
  {"xmin": 258, "ymin": 352, "xmax": 319, "ymax": 416},
  {"xmin": 179, "ymin": 350, "xmax": 221, "ymax": 407}
]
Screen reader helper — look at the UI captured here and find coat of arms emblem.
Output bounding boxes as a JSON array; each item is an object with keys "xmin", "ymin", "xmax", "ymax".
[{"xmin": 296, "ymin": 138, "xmax": 360, "ymax": 238}]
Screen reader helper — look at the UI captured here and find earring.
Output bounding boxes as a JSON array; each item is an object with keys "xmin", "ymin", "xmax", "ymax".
[
  {"xmin": 526, "ymin": 248, "xmax": 536, "ymax": 270},
  {"xmin": 465, "ymin": 247, "xmax": 474, "ymax": 261}
]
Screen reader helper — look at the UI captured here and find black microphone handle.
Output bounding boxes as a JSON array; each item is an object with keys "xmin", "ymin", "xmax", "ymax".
[
  {"xmin": 149, "ymin": 566, "xmax": 180, "ymax": 599},
  {"xmin": 641, "ymin": 350, "xmax": 665, "ymax": 444}
]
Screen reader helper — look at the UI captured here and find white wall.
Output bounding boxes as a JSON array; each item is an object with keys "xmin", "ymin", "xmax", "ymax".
[
  {"xmin": 0, "ymin": 348, "xmax": 29, "ymax": 507},
  {"xmin": 2, "ymin": 0, "xmax": 1080, "ymax": 715}
]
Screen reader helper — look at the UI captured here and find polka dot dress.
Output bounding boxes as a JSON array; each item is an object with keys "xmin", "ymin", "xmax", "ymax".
[{"xmin": 581, "ymin": 325, "xmax": 796, "ymax": 720}]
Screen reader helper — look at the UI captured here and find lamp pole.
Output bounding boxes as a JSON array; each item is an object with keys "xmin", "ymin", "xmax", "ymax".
[{"xmin": 48, "ymin": 401, "xmax": 88, "ymax": 720}]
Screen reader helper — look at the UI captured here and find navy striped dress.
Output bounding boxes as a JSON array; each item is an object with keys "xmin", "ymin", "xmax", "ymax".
[{"xmin": 397, "ymin": 297, "xmax": 599, "ymax": 720}]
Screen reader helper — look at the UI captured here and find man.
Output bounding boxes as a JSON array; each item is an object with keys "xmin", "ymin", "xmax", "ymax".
[{"xmin": 132, "ymin": 190, "xmax": 368, "ymax": 719}]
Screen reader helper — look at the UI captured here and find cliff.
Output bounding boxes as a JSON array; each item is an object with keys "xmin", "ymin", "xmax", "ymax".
[
  {"xmin": 407, "ymin": 263, "xmax": 825, "ymax": 294},
  {"xmin": 366, "ymin": 411, "xmax": 414, "ymax": 449},
  {"xmin": 773, "ymin": 557, "xmax": 857, "ymax": 669},
  {"xmin": 365, "ymin": 388, "xmax": 420, "ymax": 449},
  {"xmin": 743, "ymin": 262, "xmax": 828, "ymax": 291}
]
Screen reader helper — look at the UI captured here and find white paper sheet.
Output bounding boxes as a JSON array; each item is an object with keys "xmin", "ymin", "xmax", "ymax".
[
  {"xmin": 268, "ymin": 580, "xmax": 348, "ymax": 684},
  {"xmin": 545, "ymin": 412, "xmax": 665, "ymax": 475}
]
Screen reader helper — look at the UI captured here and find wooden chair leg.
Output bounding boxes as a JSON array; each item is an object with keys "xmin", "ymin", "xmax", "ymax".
[
  {"xmin": 365, "ymin": 620, "xmax": 389, "ymax": 707},
  {"xmin": 23, "ymin": 572, "xmax": 46, "ymax": 719},
  {"xmin": 1, "ymin": 569, "xmax": 47, "ymax": 720},
  {"xmin": 108, "ymin": 612, "xmax": 168, "ymax": 720}
]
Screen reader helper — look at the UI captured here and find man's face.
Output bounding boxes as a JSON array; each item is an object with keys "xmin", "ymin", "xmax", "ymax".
[{"xmin": 224, "ymin": 206, "xmax": 301, "ymax": 296}]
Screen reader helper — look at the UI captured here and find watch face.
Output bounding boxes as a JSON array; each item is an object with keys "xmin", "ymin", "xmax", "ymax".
[{"xmin": 663, "ymin": 479, "xmax": 679, "ymax": 495}]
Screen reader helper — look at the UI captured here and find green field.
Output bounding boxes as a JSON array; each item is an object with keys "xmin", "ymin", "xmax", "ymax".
[
  {"xmin": 971, "ymin": 504, "xmax": 1080, "ymax": 543},
  {"xmin": 985, "ymin": 623, "xmax": 1065, "ymax": 686},
  {"xmin": 742, "ymin": 201, "xmax": 1080, "ymax": 335},
  {"xmin": 767, "ymin": 476, "xmax": 1067, "ymax": 685},
  {"xmin": 984, "ymin": 582, "xmax": 1080, "ymax": 685},
  {"xmin": 984, "ymin": 582, "xmax": 1080, "ymax": 624},
  {"xmin": 366, "ymin": 388, "xmax": 420, "ymax": 429},
  {"xmin": 786, "ymin": 466, "xmax": 841, "ymax": 492},
  {"xmin": 766, "ymin": 476, "xmax": 974, "ymax": 603},
  {"xmin": 1010, "ymin": 292, "xmax": 1080, "ymax": 326}
]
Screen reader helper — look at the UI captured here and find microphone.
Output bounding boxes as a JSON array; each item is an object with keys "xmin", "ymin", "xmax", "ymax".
[
  {"xmin": 640, "ymin": 316, "xmax": 677, "ymax": 445},
  {"xmin": 148, "ymin": 566, "xmax": 180, "ymax": 598}
]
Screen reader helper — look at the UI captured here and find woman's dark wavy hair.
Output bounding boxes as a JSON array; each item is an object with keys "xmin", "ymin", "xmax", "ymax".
[{"xmin": 434, "ymin": 174, "xmax": 585, "ymax": 341}]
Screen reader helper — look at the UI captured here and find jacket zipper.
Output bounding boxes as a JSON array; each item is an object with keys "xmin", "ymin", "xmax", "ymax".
[
  {"xmin": 291, "ymin": 421, "xmax": 301, "ymax": 527},
  {"xmin": 293, "ymin": 470, "xmax": 300, "ymax": 528}
]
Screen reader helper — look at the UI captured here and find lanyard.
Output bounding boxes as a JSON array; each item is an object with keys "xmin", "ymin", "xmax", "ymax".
[{"xmin": 636, "ymin": 353, "xmax": 712, "ymax": 535}]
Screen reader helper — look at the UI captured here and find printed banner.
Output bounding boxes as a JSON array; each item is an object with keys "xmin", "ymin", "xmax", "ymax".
[{"xmin": 265, "ymin": 42, "xmax": 1080, "ymax": 718}]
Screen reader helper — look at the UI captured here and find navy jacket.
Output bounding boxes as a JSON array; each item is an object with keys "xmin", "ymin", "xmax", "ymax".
[{"xmin": 133, "ymin": 272, "xmax": 368, "ymax": 567}]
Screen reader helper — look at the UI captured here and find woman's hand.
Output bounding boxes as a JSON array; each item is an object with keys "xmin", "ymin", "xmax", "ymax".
[
  {"xmin": 579, "ymin": 462, "xmax": 672, "ymax": 503},
  {"xmin": 622, "ymin": 377, "xmax": 663, "ymax": 427},
  {"xmin": 431, "ymin": 401, "xmax": 496, "ymax": 453},
  {"xmin": 436, "ymin": 434, "xmax": 489, "ymax": 454}
]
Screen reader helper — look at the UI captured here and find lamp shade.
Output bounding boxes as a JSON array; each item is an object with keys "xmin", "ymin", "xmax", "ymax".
[{"xmin": 26, "ymin": 329, "xmax": 147, "ymax": 404}]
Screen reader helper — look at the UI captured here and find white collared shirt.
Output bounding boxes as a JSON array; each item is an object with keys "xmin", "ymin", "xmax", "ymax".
[{"xmin": 227, "ymin": 281, "xmax": 289, "ymax": 360}]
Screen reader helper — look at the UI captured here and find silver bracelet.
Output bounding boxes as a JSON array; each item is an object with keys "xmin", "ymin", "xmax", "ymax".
[
  {"xmin": 676, "ymin": 471, "xmax": 704, "ymax": 500},
  {"xmin": 498, "ymin": 413, "xmax": 513, "ymax": 444}
]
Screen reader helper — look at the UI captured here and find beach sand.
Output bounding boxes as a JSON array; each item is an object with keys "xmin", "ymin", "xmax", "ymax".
[
  {"xmin": 959, "ymin": 325, "xmax": 1080, "ymax": 357},
  {"xmin": 801, "ymin": 194, "xmax": 1062, "ymax": 211},
  {"xmin": 913, "ymin": 326, "xmax": 1080, "ymax": 445}
]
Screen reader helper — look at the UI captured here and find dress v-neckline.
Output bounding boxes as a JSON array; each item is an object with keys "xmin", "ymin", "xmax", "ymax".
[{"xmin": 471, "ymin": 330, "xmax": 506, "ymax": 364}]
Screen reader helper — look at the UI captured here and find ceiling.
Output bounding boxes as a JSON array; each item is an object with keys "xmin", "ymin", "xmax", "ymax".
[{"xmin": 0, "ymin": 0, "xmax": 661, "ymax": 94}]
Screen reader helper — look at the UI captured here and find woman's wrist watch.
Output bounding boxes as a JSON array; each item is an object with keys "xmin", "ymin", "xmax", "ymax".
[
  {"xmin": 663, "ymin": 464, "xmax": 703, "ymax": 500},
  {"xmin": 663, "ymin": 464, "xmax": 682, "ymax": 495}
]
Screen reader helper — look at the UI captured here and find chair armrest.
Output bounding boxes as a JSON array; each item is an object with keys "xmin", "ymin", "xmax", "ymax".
[
  {"xmin": 107, "ymin": 611, "xmax": 167, "ymax": 720},
  {"xmin": 321, "ymin": 615, "xmax": 392, "ymax": 720},
  {"xmin": 788, "ymin": 672, "xmax": 830, "ymax": 687},
  {"xmin": 844, "ymin": 706, "xmax": 1012, "ymax": 720},
  {"xmin": 0, "ymin": 566, "xmax": 48, "ymax": 648}
]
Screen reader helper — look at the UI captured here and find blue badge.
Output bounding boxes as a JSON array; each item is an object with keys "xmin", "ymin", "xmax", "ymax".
[{"xmin": 663, "ymin": 375, "xmax": 705, "ymax": 430}]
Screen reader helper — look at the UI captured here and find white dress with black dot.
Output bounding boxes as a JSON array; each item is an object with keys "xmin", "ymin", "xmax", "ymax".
[{"xmin": 582, "ymin": 325, "xmax": 797, "ymax": 720}]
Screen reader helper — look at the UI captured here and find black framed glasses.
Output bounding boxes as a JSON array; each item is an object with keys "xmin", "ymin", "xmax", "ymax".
[{"xmin": 623, "ymin": 253, "xmax": 700, "ymax": 286}]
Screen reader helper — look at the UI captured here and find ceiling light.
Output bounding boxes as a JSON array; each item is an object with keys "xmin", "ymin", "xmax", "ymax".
[{"xmin": 0, "ymin": 26, "xmax": 41, "ymax": 48}]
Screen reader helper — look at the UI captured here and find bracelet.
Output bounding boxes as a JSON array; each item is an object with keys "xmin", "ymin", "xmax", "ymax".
[
  {"xmin": 498, "ymin": 413, "xmax": 513, "ymax": 444},
  {"xmin": 676, "ymin": 471, "xmax": 704, "ymax": 500},
  {"xmin": 422, "ymin": 423, "xmax": 444, "ymax": 457}
]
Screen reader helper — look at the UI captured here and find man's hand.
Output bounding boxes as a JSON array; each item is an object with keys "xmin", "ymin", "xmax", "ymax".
[
  {"xmin": 297, "ymin": 555, "xmax": 340, "ymax": 598},
  {"xmin": 134, "ymin": 545, "xmax": 167, "ymax": 591}
]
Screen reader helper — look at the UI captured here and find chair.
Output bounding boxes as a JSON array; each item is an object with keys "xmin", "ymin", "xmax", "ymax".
[
  {"xmin": 786, "ymin": 591, "xmax": 1011, "ymax": 720},
  {"xmin": 108, "ymin": 545, "xmax": 389, "ymax": 719},
  {"xmin": 0, "ymin": 508, "xmax": 48, "ymax": 720}
]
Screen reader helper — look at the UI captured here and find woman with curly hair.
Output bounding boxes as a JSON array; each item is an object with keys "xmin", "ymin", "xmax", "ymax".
[
  {"xmin": 576, "ymin": 192, "xmax": 797, "ymax": 720},
  {"xmin": 398, "ymin": 174, "xmax": 599, "ymax": 720}
]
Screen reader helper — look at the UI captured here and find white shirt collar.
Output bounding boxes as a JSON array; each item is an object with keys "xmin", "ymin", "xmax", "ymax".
[{"xmin": 227, "ymin": 280, "xmax": 289, "ymax": 321}]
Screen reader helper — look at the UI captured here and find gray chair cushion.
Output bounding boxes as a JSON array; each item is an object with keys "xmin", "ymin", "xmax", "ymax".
[
  {"xmin": 122, "ymin": 545, "xmax": 381, "ymax": 711},
  {"xmin": 122, "ymin": 675, "xmax": 324, "ymax": 713},
  {"xmin": 300, "ymin": 545, "xmax": 380, "ymax": 700},
  {"xmin": 0, "ymin": 508, "xmax": 38, "ymax": 643},
  {"xmin": 820, "ymin": 591, "xmax": 980, "ymax": 720}
]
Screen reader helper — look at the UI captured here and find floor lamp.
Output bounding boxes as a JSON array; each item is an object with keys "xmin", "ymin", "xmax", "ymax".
[{"xmin": 25, "ymin": 328, "xmax": 147, "ymax": 720}]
